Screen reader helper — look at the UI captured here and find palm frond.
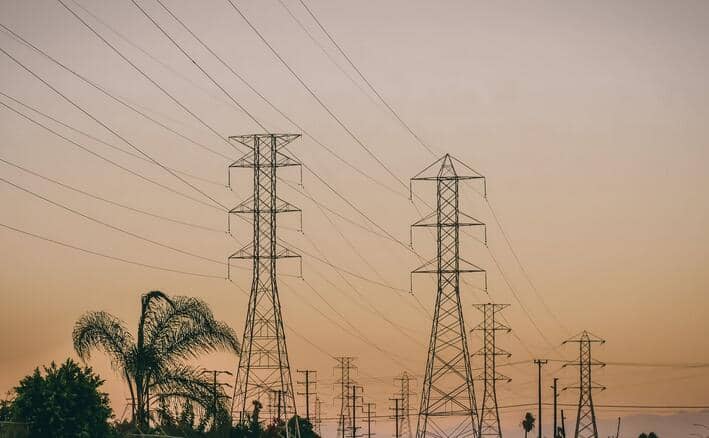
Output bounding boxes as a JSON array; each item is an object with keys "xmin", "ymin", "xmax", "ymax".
[
  {"xmin": 151, "ymin": 364, "xmax": 228, "ymax": 414},
  {"xmin": 72, "ymin": 311, "xmax": 135, "ymax": 373},
  {"xmin": 147, "ymin": 296, "xmax": 240, "ymax": 362}
]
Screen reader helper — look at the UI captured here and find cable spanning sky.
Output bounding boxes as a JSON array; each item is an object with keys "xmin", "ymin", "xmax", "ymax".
[{"xmin": 1, "ymin": 0, "xmax": 708, "ymax": 436}]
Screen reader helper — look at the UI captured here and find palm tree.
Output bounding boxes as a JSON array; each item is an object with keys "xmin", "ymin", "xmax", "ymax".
[
  {"xmin": 521, "ymin": 412, "xmax": 535, "ymax": 438},
  {"xmin": 73, "ymin": 290, "xmax": 239, "ymax": 431}
]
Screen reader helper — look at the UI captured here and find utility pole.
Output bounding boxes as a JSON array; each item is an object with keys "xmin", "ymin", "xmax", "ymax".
[
  {"xmin": 390, "ymin": 398, "xmax": 403, "ymax": 438},
  {"xmin": 314, "ymin": 396, "xmax": 324, "ymax": 435},
  {"xmin": 614, "ymin": 417, "xmax": 621, "ymax": 438},
  {"xmin": 552, "ymin": 377, "xmax": 559, "ymax": 438},
  {"xmin": 411, "ymin": 154, "xmax": 486, "ymax": 438},
  {"xmin": 394, "ymin": 372, "xmax": 414, "ymax": 438},
  {"xmin": 561, "ymin": 410, "xmax": 566, "ymax": 438},
  {"xmin": 563, "ymin": 331, "xmax": 605, "ymax": 438},
  {"xmin": 335, "ymin": 357, "xmax": 357, "ymax": 438},
  {"xmin": 229, "ymin": 133, "xmax": 302, "ymax": 438},
  {"xmin": 365, "ymin": 402, "xmax": 376, "ymax": 438},
  {"xmin": 350, "ymin": 385, "xmax": 363, "ymax": 438},
  {"xmin": 297, "ymin": 370, "xmax": 317, "ymax": 421},
  {"xmin": 201, "ymin": 369, "xmax": 233, "ymax": 429},
  {"xmin": 534, "ymin": 359, "xmax": 548, "ymax": 438},
  {"xmin": 472, "ymin": 303, "xmax": 511, "ymax": 438}
]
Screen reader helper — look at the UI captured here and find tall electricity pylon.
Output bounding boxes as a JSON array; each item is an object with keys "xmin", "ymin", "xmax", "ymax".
[
  {"xmin": 229, "ymin": 134, "xmax": 302, "ymax": 436},
  {"xmin": 563, "ymin": 331, "xmax": 605, "ymax": 438},
  {"xmin": 471, "ymin": 304, "xmax": 511, "ymax": 438},
  {"xmin": 411, "ymin": 154, "xmax": 486, "ymax": 438},
  {"xmin": 395, "ymin": 372, "xmax": 415, "ymax": 438},
  {"xmin": 335, "ymin": 356, "xmax": 358, "ymax": 438}
]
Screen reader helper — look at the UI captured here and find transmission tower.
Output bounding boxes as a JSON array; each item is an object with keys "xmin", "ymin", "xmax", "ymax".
[
  {"xmin": 563, "ymin": 331, "xmax": 605, "ymax": 438},
  {"xmin": 411, "ymin": 154, "xmax": 486, "ymax": 438},
  {"xmin": 229, "ymin": 134, "xmax": 302, "ymax": 436},
  {"xmin": 471, "ymin": 304, "xmax": 511, "ymax": 438},
  {"xmin": 394, "ymin": 372, "xmax": 415, "ymax": 438},
  {"xmin": 335, "ymin": 356, "xmax": 358, "ymax": 438}
]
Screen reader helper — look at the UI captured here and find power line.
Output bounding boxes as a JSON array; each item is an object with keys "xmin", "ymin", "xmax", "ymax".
[
  {"xmin": 0, "ymin": 221, "xmax": 222, "ymax": 279},
  {"xmin": 225, "ymin": 0, "xmax": 409, "ymax": 193},
  {"xmin": 292, "ymin": 0, "xmax": 437, "ymax": 156},
  {"xmin": 69, "ymin": 0, "xmax": 243, "ymax": 114},
  {"xmin": 55, "ymin": 0, "xmax": 241, "ymax": 155},
  {"xmin": 0, "ymin": 100, "xmax": 223, "ymax": 211},
  {"xmin": 152, "ymin": 0, "xmax": 405, "ymax": 199},
  {"xmin": 127, "ymin": 0, "xmax": 268, "ymax": 133},
  {"xmin": 0, "ymin": 40, "xmax": 229, "ymax": 211},
  {"xmin": 0, "ymin": 175, "xmax": 226, "ymax": 267},
  {"xmin": 0, "ymin": 156, "xmax": 224, "ymax": 233},
  {"xmin": 0, "ymin": 90, "xmax": 224, "ymax": 187},
  {"xmin": 0, "ymin": 22, "xmax": 234, "ymax": 162}
]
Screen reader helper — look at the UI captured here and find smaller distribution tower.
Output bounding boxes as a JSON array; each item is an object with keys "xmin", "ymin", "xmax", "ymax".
[
  {"xmin": 472, "ymin": 303, "xmax": 511, "ymax": 438},
  {"xmin": 563, "ymin": 331, "xmax": 605, "ymax": 438}
]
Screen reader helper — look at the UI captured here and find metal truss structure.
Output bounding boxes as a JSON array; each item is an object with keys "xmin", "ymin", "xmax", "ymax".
[
  {"xmin": 228, "ymin": 134, "xmax": 302, "ymax": 437},
  {"xmin": 472, "ymin": 304, "xmax": 511, "ymax": 438},
  {"xmin": 411, "ymin": 154, "xmax": 486, "ymax": 438},
  {"xmin": 563, "ymin": 331, "xmax": 605, "ymax": 438}
]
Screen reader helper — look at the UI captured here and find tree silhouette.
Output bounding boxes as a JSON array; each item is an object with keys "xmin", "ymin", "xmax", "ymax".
[
  {"xmin": 72, "ymin": 290, "xmax": 239, "ymax": 431},
  {"xmin": 639, "ymin": 433, "xmax": 658, "ymax": 438},
  {"xmin": 9, "ymin": 359, "xmax": 113, "ymax": 437},
  {"xmin": 521, "ymin": 412, "xmax": 536, "ymax": 438}
]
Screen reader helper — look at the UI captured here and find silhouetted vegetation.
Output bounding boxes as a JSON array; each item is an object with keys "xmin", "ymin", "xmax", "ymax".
[
  {"xmin": 639, "ymin": 433, "xmax": 659, "ymax": 438},
  {"xmin": 521, "ymin": 411, "xmax": 536, "ymax": 438},
  {"xmin": 229, "ymin": 401, "xmax": 320, "ymax": 438},
  {"xmin": 72, "ymin": 290, "xmax": 240, "ymax": 433},
  {"xmin": 2, "ymin": 359, "xmax": 113, "ymax": 437}
]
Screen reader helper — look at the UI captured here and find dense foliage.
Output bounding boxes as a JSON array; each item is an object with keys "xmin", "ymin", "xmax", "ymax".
[{"xmin": 8, "ymin": 359, "xmax": 113, "ymax": 438}]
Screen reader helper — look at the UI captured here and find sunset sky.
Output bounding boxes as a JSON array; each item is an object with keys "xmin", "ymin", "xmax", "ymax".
[{"xmin": 1, "ymin": 0, "xmax": 708, "ymax": 436}]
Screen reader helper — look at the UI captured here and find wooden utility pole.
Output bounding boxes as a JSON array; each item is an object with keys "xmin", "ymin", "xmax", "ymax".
[
  {"xmin": 297, "ymin": 370, "xmax": 317, "ymax": 421},
  {"xmin": 552, "ymin": 377, "xmax": 559, "ymax": 438},
  {"xmin": 365, "ymin": 402, "xmax": 376, "ymax": 438},
  {"xmin": 534, "ymin": 359, "xmax": 548, "ymax": 438}
]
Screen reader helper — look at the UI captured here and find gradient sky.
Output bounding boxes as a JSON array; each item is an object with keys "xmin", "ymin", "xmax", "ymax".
[{"xmin": 1, "ymin": 0, "xmax": 708, "ymax": 436}]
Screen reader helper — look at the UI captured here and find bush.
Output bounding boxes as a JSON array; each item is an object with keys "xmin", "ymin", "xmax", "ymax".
[{"xmin": 9, "ymin": 358, "xmax": 113, "ymax": 438}]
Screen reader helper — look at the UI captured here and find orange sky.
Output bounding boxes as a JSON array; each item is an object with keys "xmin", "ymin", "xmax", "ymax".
[{"xmin": 1, "ymin": 0, "xmax": 708, "ymax": 436}]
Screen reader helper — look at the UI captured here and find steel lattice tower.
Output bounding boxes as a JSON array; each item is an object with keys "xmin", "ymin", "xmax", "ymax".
[
  {"xmin": 395, "ymin": 372, "xmax": 414, "ymax": 438},
  {"xmin": 411, "ymin": 154, "xmax": 486, "ymax": 438},
  {"xmin": 563, "ymin": 331, "xmax": 605, "ymax": 438},
  {"xmin": 471, "ymin": 304, "xmax": 511, "ymax": 438},
  {"xmin": 335, "ymin": 356, "xmax": 358, "ymax": 438},
  {"xmin": 228, "ymin": 134, "xmax": 302, "ymax": 435}
]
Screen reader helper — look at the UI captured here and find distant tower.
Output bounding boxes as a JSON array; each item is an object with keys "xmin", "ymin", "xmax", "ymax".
[
  {"xmin": 335, "ymin": 356, "xmax": 358, "ymax": 438},
  {"xmin": 472, "ymin": 303, "xmax": 511, "ymax": 438},
  {"xmin": 229, "ymin": 134, "xmax": 302, "ymax": 436},
  {"xmin": 395, "ymin": 372, "xmax": 415, "ymax": 438},
  {"xmin": 563, "ymin": 331, "xmax": 605, "ymax": 438},
  {"xmin": 411, "ymin": 154, "xmax": 487, "ymax": 438}
]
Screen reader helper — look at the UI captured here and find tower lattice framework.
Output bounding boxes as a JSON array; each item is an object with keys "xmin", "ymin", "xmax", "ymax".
[
  {"xmin": 563, "ymin": 331, "xmax": 605, "ymax": 438},
  {"xmin": 229, "ymin": 134, "xmax": 302, "ymax": 435},
  {"xmin": 471, "ymin": 304, "xmax": 511, "ymax": 438},
  {"xmin": 335, "ymin": 356, "xmax": 357, "ymax": 438},
  {"xmin": 411, "ymin": 154, "xmax": 486, "ymax": 438},
  {"xmin": 395, "ymin": 372, "xmax": 414, "ymax": 438}
]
